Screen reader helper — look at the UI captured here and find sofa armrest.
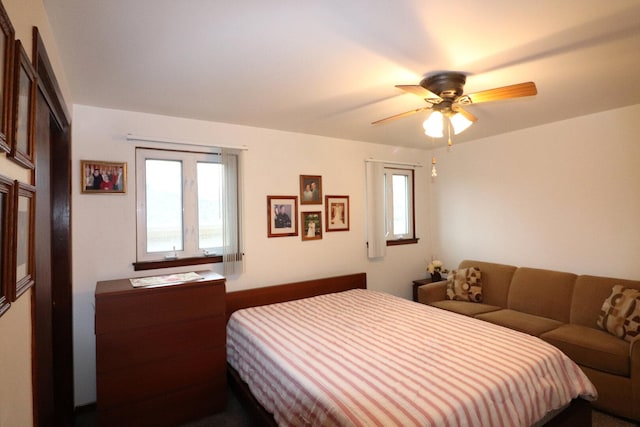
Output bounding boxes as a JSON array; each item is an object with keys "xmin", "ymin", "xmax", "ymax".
[
  {"xmin": 632, "ymin": 339, "xmax": 640, "ymax": 419},
  {"xmin": 417, "ymin": 281, "xmax": 447, "ymax": 304}
]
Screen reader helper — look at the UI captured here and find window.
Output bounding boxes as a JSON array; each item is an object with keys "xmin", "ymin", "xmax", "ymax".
[
  {"xmin": 384, "ymin": 167, "xmax": 416, "ymax": 244},
  {"xmin": 135, "ymin": 148, "xmax": 240, "ymax": 265},
  {"xmin": 366, "ymin": 161, "xmax": 419, "ymax": 258}
]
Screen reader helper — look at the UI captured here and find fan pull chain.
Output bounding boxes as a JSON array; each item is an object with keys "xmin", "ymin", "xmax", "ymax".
[{"xmin": 447, "ymin": 119, "xmax": 453, "ymax": 148}]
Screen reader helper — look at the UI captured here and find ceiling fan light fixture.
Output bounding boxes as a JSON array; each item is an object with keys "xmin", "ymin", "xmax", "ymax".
[
  {"xmin": 450, "ymin": 112, "xmax": 473, "ymax": 135},
  {"xmin": 374, "ymin": 73, "xmax": 537, "ymax": 143},
  {"xmin": 423, "ymin": 111, "xmax": 443, "ymax": 138}
]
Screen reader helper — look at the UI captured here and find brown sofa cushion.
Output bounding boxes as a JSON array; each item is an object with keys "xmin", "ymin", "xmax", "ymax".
[
  {"xmin": 597, "ymin": 285, "xmax": 640, "ymax": 343},
  {"xmin": 430, "ymin": 300, "xmax": 502, "ymax": 317},
  {"xmin": 541, "ymin": 324, "xmax": 630, "ymax": 376},
  {"xmin": 459, "ymin": 260, "xmax": 516, "ymax": 307},
  {"xmin": 446, "ymin": 267, "xmax": 482, "ymax": 302},
  {"xmin": 507, "ymin": 267, "xmax": 576, "ymax": 323},
  {"xmin": 475, "ymin": 309, "xmax": 563, "ymax": 336}
]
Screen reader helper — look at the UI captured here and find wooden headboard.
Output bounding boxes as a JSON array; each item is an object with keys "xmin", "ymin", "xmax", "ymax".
[{"xmin": 225, "ymin": 272, "xmax": 366, "ymax": 322}]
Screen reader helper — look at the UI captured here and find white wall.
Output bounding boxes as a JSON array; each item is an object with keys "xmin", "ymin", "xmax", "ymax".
[
  {"xmin": 71, "ymin": 105, "xmax": 432, "ymax": 405},
  {"xmin": 431, "ymin": 104, "xmax": 640, "ymax": 279},
  {"xmin": 0, "ymin": 294, "xmax": 33, "ymax": 426}
]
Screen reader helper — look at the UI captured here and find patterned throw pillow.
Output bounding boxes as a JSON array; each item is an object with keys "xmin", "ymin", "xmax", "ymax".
[
  {"xmin": 597, "ymin": 285, "xmax": 640, "ymax": 343},
  {"xmin": 445, "ymin": 267, "xmax": 483, "ymax": 302}
]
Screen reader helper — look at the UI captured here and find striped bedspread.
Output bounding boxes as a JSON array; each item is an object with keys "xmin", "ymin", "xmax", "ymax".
[{"xmin": 227, "ymin": 289, "xmax": 597, "ymax": 427}]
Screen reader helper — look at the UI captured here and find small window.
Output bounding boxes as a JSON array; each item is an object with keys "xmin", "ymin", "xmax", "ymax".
[
  {"xmin": 136, "ymin": 148, "xmax": 226, "ymax": 262},
  {"xmin": 384, "ymin": 167, "xmax": 415, "ymax": 243}
]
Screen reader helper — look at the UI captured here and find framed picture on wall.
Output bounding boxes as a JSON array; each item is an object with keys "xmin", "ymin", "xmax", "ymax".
[
  {"xmin": 267, "ymin": 195, "xmax": 298, "ymax": 237},
  {"xmin": 300, "ymin": 175, "xmax": 322, "ymax": 205},
  {"xmin": 325, "ymin": 195, "xmax": 349, "ymax": 232},
  {"xmin": 11, "ymin": 180, "xmax": 35, "ymax": 301},
  {"xmin": 81, "ymin": 160, "xmax": 127, "ymax": 193},
  {"xmin": 9, "ymin": 40, "xmax": 36, "ymax": 169},
  {"xmin": 0, "ymin": 174, "xmax": 13, "ymax": 316},
  {"xmin": 301, "ymin": 211, "xmax": 322, "ymax": 241},
  {"xmin": 0, "ymin": 2, "xmax": 14, "ymax": 154}
]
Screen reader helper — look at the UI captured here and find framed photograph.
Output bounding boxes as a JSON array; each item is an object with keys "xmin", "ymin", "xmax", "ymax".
[
  {"xmin": 81, "ymin": 160, "xmax": 127, "ymax": 193},
  {"xmin": 325, "ymin": 195, "xmax": 350, "ymax": 232},
  {"xmin": 9, "ymin": 40, "xmax": 36, "ymax": 169},
  {"xmin": 300, "ymin": 175, "xmax": 322, "ymax": 205},
  {"xmin": 0, "ymin": 2, "xmax": 14, "ymax": 154},
  {"xmin": 301, "ymin": 211, "xmax": 322, "ymax": 241},
  {"xmin": 267, "ymin": 195, "xmax": 298, "ymax": 237},
  {"xmin": 0, "ymin": 174, "xmax": 13, "ymax": 316},
  {"xmin": 11, "ymin": 180, "xmax": 35, "ymax": 301}
]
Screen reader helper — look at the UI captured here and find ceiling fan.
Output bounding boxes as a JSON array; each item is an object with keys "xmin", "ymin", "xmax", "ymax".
[{"xmin": 372, "ymin": 72, "xmax": 537, "ymax": 141}]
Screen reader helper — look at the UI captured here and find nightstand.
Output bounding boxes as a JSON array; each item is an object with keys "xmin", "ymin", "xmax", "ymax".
[{"xmin": 412, "ymin": 278, "xmax": 433, "ymax": 302}]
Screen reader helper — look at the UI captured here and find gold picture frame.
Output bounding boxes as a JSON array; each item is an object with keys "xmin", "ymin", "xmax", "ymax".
[
  {"xmin": 81, "ymin": 160, "xmax": 127, "ymax": 193},
  {"xmin": 301, "ymin": 211, "xmax": 322, "ymax": 241}
]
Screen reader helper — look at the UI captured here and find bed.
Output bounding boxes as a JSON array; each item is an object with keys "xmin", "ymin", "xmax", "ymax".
[{"xmin": 225, "ymin": 273, "xmax": 596, "ymax": 426}]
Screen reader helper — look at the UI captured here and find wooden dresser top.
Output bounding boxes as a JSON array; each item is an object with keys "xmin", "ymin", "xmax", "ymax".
[{"xmin": 96, "ymin": 271, "xmax": 225, "ymax": 296}]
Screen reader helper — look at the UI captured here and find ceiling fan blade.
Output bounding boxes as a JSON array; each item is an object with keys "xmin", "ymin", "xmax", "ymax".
[
  {"xmin": 371, "ymin": 106, "xmax": 431, "ymax": 125},
  {"xmin": 395, "ymin": 85, "xmax": 442, "ymax": 102},
  {"xmin": 458, "ymin": 82, "xmax": 537, "ymax": 105},
  {"xmin": 452, "ymin": 105, "xmax": 478, "ymax": 122}
]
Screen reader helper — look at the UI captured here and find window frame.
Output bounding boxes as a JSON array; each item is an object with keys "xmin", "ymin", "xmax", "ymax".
[
  {"xmin": 134, "ymin": 147, "xmax": 228, "ymax": 269},
  {"xmin": 383, "ymin": 167, "xmax": 417, "ymax": 246}
]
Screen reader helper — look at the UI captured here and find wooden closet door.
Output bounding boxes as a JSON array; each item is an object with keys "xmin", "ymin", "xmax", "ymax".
[{"xmin": 32, "ymin": 28, "xmax": 74, "ymax": 426}]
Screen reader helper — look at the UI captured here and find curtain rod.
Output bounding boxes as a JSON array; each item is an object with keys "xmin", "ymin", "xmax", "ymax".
[
  {"xmin": 126, "ymin": 133, "xmax": 249, "ymax": 151},
  {"xmin": 365, "ymin": 158, "xmax": 423, "ymax": 168}
]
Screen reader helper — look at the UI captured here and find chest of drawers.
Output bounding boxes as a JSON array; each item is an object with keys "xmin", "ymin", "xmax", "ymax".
[{"xmin": 95, "ymin": 272, "xmax": 226, "ymax": 426}]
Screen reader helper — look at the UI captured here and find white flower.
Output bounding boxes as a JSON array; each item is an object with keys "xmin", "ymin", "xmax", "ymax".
[{"xmin": 427, "ymin": 260, "xmax": 443, "ymax": 274}]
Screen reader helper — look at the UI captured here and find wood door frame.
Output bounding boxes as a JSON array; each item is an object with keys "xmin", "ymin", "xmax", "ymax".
[{"xmin": 32, "ymin": 27, "xmax": 73, "ymax": 426}]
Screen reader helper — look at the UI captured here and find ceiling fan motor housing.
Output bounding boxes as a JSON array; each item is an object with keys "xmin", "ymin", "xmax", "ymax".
[{"xmin": 421, "ymin": 72, "xmax": 466, "ymax": 100}]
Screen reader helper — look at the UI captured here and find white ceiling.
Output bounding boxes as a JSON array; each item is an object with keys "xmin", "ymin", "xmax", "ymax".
[{"xmin": 42, "ymin": 0, "xmax": 640, "ymax": 149}]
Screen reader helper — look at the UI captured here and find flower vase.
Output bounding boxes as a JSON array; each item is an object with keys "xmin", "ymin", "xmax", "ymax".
[{"xmin": 431, "ymin": 271, "xmax": 442, "ymax": 281}]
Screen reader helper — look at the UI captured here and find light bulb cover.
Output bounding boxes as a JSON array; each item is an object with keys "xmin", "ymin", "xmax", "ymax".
[
  {"xmin": 449, "ymin": 112, "xmax": 473, "ymax": 135},
  {"xmin": 423, "ymin": 111, "xmax": 444, "ymax": 138}
]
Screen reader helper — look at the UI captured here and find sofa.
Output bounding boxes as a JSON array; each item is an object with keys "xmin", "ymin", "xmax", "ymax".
[{"xmin": 417, "ymin": 259, "xmax": 640, "ymax": 422}]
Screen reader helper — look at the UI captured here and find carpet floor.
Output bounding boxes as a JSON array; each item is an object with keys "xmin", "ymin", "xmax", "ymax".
[
  {"xmin": 183, "ymin": 387, "xmax": 639, "ymax": 427},
  {"xmin": 75, "ymin": 387, "xmax": 639, "ymax": 426}
]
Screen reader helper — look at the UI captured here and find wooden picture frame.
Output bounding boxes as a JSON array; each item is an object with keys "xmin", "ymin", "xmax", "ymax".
[
  {"xmin": 301, "ymin": 211, "xmax": 322, "ymax": 241},
  {"xmin": 325, "ymin": 195, "xmax": 349, "ymax": 232},
  {"xmin": 267, "ymin": 195, "xmax": 298, "ymax": 237},
  {"xmin": 300, "ymin": 175, "xmax": 322, "ymax": 205},
  {"xmin": 81, "ymin": 160, "xmax": 127, "ymax": 193},
  {"xmin": 0, "ymin": 174, "xmax": 12, "ymax": 316},
  {"xmin": 9, "ymin": 40, "xmax": 35, "ymax": 169},
  {"xmin": 11, "ymin": 180, "xmax": 35, "ymax": 301},
  {"xmin": 0, "ymin": 2, "xmax": 14, "ymax": 154}
]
